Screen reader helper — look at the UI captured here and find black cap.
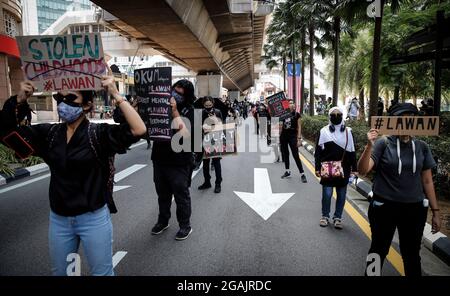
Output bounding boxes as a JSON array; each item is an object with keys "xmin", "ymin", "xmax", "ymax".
[{"xmin": 388, "ymin": 103, "xmax": 419, "ymax": 116}]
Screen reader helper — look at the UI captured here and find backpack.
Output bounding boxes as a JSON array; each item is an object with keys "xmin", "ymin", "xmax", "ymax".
[{"xmin": 47, "ymin": 122, "xmax": 118, "ymax": 213}]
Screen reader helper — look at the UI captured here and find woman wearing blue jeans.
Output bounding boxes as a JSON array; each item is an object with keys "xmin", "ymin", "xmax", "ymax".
[
  {"xmin": 0, "ymin": 77, "xmax": 146, "ymax": 275},
  {"xmin": 314, "ymin": 107, "xmax": 357, "ymax": 229}
]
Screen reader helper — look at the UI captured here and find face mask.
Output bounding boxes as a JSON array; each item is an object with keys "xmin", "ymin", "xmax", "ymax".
[
  {"xmin": 205, "ymin": 107, "xmax": 213, "ymax": 112},
  {"xmin": 171, "ymin": 90, "xmax": 184, "ymax": 104},
  {"xmin": 57, "ymin": 102, "xmax": 83, "ymax": 123},
  {"xmin": 330, "ymin": 114, "xmax": 343, "ymax": 125}
]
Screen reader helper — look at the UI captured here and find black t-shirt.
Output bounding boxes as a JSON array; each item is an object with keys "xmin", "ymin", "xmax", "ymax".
[
  {"xmin": 371, "ymin": 136, "xmax": 436, "ymax": 203},
  {"xmin": 281, "ymin": 111, "xmax": 300, "ymax": 137},
  {"xmin": 151, "ymin": 104, "xmax": 196, "ymax": 166}
]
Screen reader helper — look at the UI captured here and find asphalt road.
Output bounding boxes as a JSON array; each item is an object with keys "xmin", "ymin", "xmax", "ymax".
[{"xmin": 0, "ymin": 118, "xmax": 444, "ymax": 276}]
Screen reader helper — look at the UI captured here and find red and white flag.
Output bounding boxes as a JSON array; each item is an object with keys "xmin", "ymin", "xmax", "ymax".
[{"xmin": 287, "ymin": 63, "xmax": 301, "ymax": 113}]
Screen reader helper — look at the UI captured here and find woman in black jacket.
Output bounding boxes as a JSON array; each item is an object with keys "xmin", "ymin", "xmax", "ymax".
[
  {"xmin": 0, "ymin": 77, "xmax": 146, "ymax": 275},
  {"xmin": 314, "ymin": 107, "xmax": 357, "ymax": 229}
]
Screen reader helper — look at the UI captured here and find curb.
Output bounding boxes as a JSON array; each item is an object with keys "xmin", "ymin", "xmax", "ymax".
[
  {"xmin": 0, "ymin": 163, "xmax": 49, "ymax": 186},
  {"xmin": 301, "ymin": 140, "xmax": 450, "ymax": 266}
]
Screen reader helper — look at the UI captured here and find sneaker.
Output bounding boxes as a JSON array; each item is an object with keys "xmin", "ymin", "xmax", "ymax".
[
  {"xmin": 198, "ymin": 182, "xmax": 212, "ymax": 190},
  {"xmin": 175, "ymin": 227, "xmax": 192, "ymax": 241},
  {"xmin": 214, "ymin": 184, "xmax": 221, "ymax": 193},
  {"xmin": 281, "ymin": 171, "xmax": 291, "ymax": 179},
  {"xmin": 301, "ymin": 174, "xmax": 307, "ymax": 183},
  {"xmin": 333, "ymin": 218, "xmax": 343, "ymax": 230},
  {"xmin": 319, "ymin": 217, "xmax": 329, "ymax": 227},
  {"xmin": 151, "ymin": 223, "xmax": 170, "ymax": 235}
]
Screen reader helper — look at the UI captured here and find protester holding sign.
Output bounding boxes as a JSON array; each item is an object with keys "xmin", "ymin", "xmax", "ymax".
[
  {"xmin": 198, "ymin": 97, "xmax": 223, "ymax": 194},
  {"xmin": 358, "ymin": 103, "xmax": 441, "ymax": 276},
  {"xmin": 151, "ymin": 79, "xmax": 196, "ymax": 241},
  {"xmin": 0, "ymin": 75, "xmax": 146, "ymax": 276},
  {"xmin": 314, "ymin": 107, "xmax": 357, "ymax": 229},
  {"xmin": 280, "ymin": 100, "xmax": 307, "ymax": 183}
]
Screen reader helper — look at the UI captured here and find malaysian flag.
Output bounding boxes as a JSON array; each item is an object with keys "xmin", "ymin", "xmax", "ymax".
[{"xmin": 287, "ymin": 63, "xmax": 301, "ymax": 113}]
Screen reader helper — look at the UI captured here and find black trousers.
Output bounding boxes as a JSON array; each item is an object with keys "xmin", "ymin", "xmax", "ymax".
[
  {"xmin": 202, "ymin": 158, "xmax": 222, "ymax": 185},
  {"xmin": 367, "ymin": 197, "xmax": 427, "ymax": 276},
  {"xmin": 280, "ymin": 135, "xmax": 304, "ymax": 173},
  {"xmin": 153, "ymin": 164, "xmax": 191, "ymax": 228}
]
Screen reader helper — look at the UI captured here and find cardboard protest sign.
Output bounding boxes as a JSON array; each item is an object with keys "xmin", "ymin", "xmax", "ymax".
[
  {"xmin": 16, "ymin": 33, "xmax": 106, "ymax": 92},
  {"xmin": 203, "ymin": 123, "xmax": 238, "ymax": 159},
  {"xmin": 371, "ymin": 116, "xmax": 439, "ymax": 136},
  {"xmin": 267, "ymin": 92, "xmax": 290, "ymax": 121},
  {"xmin": 135, "ymin": 67, "xmax": 172, "ymax": 141}
]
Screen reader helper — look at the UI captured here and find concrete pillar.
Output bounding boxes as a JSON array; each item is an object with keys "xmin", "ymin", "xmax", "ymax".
[
  {"xmin": 8, "ymin": 57, "xmax": 23, "ymax": 96},
  {"xmin": 0, "ymin": 55, "xmax": 9, "ymax": 107},
  {"xmin": 228, "ymin": 90, "xmax": 240, "ymax": 101},
  {"xmin": 196, "ymin": 74, "xmax": 223, "ymax": 98}
]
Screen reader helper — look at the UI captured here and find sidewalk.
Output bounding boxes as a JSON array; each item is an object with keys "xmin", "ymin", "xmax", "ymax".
[{"xmin": 299, "ymin": 139, "xmax": 450, "ymax": 268}]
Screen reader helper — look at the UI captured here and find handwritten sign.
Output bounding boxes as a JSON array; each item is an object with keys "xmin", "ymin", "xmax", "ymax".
[
  {"xmin": 135, "ymin": 67, "xmax": 172, "ymax": 141},
  {"xmin": 16, "ymin": 34, "xmax": 106, "ymax": 92},
  {"xmin": 203, "ymin": 123, "xmax": 238, "ymax": 159},
  {"xmin": 371, "ymin": 116, "xmax": 440, "ymax": 136},
  {"xmin": 267, "ymin": 92, "xmax": 290, "ymax": 121}
]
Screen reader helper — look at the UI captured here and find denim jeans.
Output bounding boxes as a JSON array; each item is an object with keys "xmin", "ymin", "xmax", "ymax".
[
  {"xmin": 49, "ymin": 205, "xmax": 114, "ymax": 276},
  {"xmin": 321, "ymin": 185, "xmax": 347, "ymax": 219}
]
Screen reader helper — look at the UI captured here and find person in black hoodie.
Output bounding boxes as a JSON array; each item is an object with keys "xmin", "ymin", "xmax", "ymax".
[
  {"xmin": 314, "ymin": 107, "xmax": 357, "ymax": 230},
  {"xmin": 198, "ymin": 96, "xmax": 223, "ymax": 193},
  {"xmin": 150, "ymin": 79, "xmax": 197, "ymax": 241},
  {"xmin": 0, "ymin": 78, "xmax": 146, "ymax": 276}
]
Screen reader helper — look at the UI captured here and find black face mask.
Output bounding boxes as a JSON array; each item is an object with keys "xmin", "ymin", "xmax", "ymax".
[
  {"xmin": 330, "ymin": 114, "xmax": 343, "ymax": 125},
  {"xmin": 205, "ymin": 107, "xmax": 213, "ymax": 112}
]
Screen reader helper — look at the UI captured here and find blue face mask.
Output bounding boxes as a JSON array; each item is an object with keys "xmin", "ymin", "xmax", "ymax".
[
  {"xmin": 57, "ymin": 102, "xmax": 83, "ymax": 123},
  {"xmin": 171, "ymin": 90, "xmax": 184, "ymax": 104}
]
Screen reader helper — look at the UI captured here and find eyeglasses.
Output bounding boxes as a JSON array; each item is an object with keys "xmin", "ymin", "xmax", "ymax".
[{"xmin": 53, "ymin": 93, "xmax": 82, "ymax": 107}]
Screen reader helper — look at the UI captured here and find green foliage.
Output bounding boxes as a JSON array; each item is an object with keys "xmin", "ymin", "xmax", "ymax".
[
  {"xmin": 0, "ymin": 144, "xmax": 44, "ymax": 176},
  {"xmin": 301, "ymin": 115, "xmax": 450, "ymax": 199}
]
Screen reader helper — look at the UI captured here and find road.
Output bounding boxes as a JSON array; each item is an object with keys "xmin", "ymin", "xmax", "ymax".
[{"xmin": 0, "ymin": 118, "xmax": 448, "ymax": 276}]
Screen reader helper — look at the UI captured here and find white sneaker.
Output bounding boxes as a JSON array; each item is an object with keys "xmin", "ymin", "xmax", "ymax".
[{"xmin": 319, "ymin": 217, "xmax": 329, "ymax": 227}]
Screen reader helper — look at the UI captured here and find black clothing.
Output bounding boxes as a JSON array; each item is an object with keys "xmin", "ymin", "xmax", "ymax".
[
  {"xmin": 367, "ymin": 196, "xmax": 427, "ymax": 276},
  {"xmin": 0, "ymin": 96, "xmax": 138, "ymax": 216},
  {"xmin": 280, "ymin": 111, "xmax": 301, "ymax": 138},
  {"xmin": 280, "ymin": 136, "xmax": 304, "ymax": 174},
  {"xmin": 202, "ymin": 158, "xmax": 222, "ymax": 185},
  {"xmin": 371, "ymin": 136, "xmax": 436, "ymax": 203},
  {"xmin": 151, "ymin": 104, "xmax": 195, "ymax": 166},
  {"xmin": 154, "ymin": 164, "xmax": 191, "ymax": 228}
]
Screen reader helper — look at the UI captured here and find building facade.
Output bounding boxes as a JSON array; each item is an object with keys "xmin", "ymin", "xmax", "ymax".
[{"xmin": 0, "ymin": 0, "xmax": 22, "ymax": 106}]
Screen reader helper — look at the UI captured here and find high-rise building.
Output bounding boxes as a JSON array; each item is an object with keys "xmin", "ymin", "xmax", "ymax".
[{"xmin": 22, "ymin": 0, "xmax": 92, "ymax": 34}]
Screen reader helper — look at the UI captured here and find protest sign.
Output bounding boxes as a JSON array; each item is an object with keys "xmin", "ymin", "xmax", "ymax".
[
  {"xmin": 16, "ymin": 33, "xmax": 106, "ymax": 92},
  {"xmin": 371, "ymin": 116, "xmax": 439, "ymax": 136},
  {"xmin": 135, "ymin": 67, "xmax": 172, "ymax": 141},
  {"xmin": 203, "ymin": 123, "xmax": 238, "ymax": 159},
  {"xmin": 267, "ymin": 92, "xmax": 290, "ymax": 121}
]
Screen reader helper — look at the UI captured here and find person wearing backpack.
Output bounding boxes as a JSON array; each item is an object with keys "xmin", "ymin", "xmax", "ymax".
[
  {"xmin": 314, "ymin": 107, "xmax": 358, "ymax": 229},
  {"xmin": 0, "ymin": 77, "xmax": 146, "ymax": 276},
  {"xmin": 358, "ymin": 103, "xmax": 441, "ymax": 276}
]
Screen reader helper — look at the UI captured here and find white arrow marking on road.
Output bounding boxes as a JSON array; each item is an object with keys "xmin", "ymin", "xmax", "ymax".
[
  {"xmin": 112, "ymin": 251, "xmax": 127, "ymax": 268},
  {"xmin": 113, "ymin": 164, "xmax": 147, "ymax": 192},
  {"xmin": 113, "ymin": 185, "xmax": 131, "ymax": 193},
  {"xmin": 234, "ymin": 168, "xmax": 295, "ymax": 221}
]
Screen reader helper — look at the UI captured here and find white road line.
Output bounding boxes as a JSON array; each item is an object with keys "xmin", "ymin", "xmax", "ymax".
[
  {"xmin": 130, "ymin": 140, "xmax": 146, "ymax": 149},
  {"xmin": 114, "ymin": 164, "xmax": 147, "ymax": 182},
  {"xmin": 0, "ymin": 173, "xmax": 51, "ymax": 195},
  {"xmin": 191, "ymin": 162, "xmax": 203, "ymax": 180},
  {"xmin": 112, "ymin": 251, "xmax": 127, "ymax": 268}
]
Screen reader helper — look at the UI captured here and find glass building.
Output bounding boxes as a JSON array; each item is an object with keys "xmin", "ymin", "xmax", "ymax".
[{"xmin": 37, "ymin": 0, "xmax": 92, "ymax": 33}]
